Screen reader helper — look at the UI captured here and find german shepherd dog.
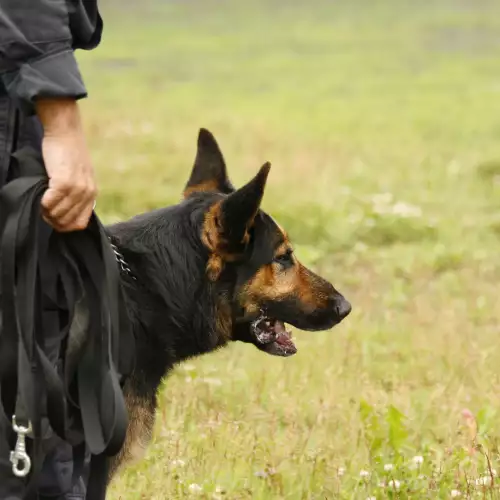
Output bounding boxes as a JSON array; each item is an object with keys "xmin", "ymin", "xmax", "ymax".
[{"xmin": 104, "ymin": 129, "xmax": 352, "ymax": 478}]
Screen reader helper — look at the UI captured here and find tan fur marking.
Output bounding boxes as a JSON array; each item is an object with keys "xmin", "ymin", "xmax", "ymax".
[
  {"xmin": 241, "ymin": 259, "xmax": 329, "ymax": 313},
  {"xmin": 274, "ymin": 242, "xmax": 291, "ymax": 259},
  {"xmin": 207, "ymin": 254, "xmax": 223, "ymax": 281},
  {"xmin": 202, "ymin": 202, "xmax": 224, "ymax": 280},
  {"xmin": 201, "ymin": 202, "xmax": 222, "ymax": 253},
  {"xmin": 241, "ymin": 230, "xmax": 251, "ymax": 246},
  {"xmin": 296, "ymin": 264, "xmax": 322, "ymax": 307},
  {"xmin": 201, "ymin": 201, "xmax": 248, "ymax": 281},
  {"xmin": 184, "ymin": 179, "xmax": 221, "ymax": 198},
  {"xmin": 108, "ymin": 383, "xmax": 156, "ymax": 480},
  {"xmin": 215, "ymin": 295, "xmax": 233, "ymax": 342},
  {"xmin": 243, "ymin": 264, "xmax": 295, "ymax": 300}
]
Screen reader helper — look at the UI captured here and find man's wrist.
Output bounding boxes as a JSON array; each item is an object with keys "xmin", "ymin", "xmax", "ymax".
[{"xmin": 35, "ymin": 98, "xmax": 82, "ymax": 136}]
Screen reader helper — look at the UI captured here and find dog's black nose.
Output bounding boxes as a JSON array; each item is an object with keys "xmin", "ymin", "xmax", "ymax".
[{"xmin": 335, "ymin": 297, "xmax": 352, "ymax": 320}]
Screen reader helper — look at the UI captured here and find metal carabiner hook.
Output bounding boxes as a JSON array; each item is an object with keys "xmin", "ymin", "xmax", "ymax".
[{"xmin": 10, "ymin": 416, "xmax": 32, "ymax": 478}]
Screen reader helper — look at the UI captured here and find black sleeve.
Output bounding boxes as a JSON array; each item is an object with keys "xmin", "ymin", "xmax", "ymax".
[{"xmin": 0, "ymin": 0, "xmax": 87, "ymax": 115}]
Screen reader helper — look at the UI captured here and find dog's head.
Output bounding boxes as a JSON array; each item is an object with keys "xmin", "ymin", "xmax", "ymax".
[{"xmin": 183, "ymin": 129, "xmax": 351, "ymax": 357}]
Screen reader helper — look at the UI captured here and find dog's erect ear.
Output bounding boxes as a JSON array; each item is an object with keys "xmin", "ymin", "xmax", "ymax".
[
  {"xmin": 203, "ymin": 163, "xmax": 271, "ymax": 280},
  {"xmin": 184, "ymin": 128, "xmax": 234, "ymax": 198},
  {"xmin": 220, "ymin": 162, "xmax": 271, "ymax": 242}
]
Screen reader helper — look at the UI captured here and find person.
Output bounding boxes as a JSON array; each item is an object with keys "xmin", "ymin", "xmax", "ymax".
[{"xmin": 0, "ymin": 1, "xmax": 104, "ymax": 498}]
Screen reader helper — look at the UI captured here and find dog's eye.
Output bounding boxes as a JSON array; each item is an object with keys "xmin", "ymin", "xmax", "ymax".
[{"xmin": 274, "ymin": 249, "xmax": 294, "ymax": 267}]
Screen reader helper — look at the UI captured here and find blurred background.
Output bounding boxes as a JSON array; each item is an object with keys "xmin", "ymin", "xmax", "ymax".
[{"xmin": 80, "ymin": 0, "xmax": 500, "ymax": 497}]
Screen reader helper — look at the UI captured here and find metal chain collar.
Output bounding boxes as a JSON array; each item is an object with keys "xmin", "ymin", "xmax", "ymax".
[{"xmin": 108, "ymin": 238, "xmax": 136, "ymax": 280}]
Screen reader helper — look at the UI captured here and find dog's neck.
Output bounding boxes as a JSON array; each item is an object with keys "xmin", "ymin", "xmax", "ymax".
[{"xmin": 107, "ymin": 205, "xmax": 230, "ymax": 392}]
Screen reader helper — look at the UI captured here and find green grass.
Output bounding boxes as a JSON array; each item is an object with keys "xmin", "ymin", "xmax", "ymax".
[{"xmin": 77, "ymin": 0, "xmax": 500, "ymax": 497}]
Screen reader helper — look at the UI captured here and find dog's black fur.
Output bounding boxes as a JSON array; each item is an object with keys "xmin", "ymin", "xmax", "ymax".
[{"xmin": 103, "ymin": 128, "xmax": 351, "ymax": 476}]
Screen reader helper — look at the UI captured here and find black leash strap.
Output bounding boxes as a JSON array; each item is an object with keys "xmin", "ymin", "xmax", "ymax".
[{"xmin": 0, "ymin": 147, "xmax": 133, "ymax": 499}]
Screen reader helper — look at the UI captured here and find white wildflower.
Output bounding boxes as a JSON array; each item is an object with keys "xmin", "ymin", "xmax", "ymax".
[
  {"xmin": 205, "ymin": 419, "xmax": 220, "ymax": 429},
  {"xmin": 450, "ymin": 490, "xmax": 461, "ymax": 498},
  {"xmin": 359, "ymin": 470, "xmax": 370, "ymax": 479},
  {"xmin": 476, "ymin": 476, "xmax": 492, "ymax": 486},
  {"xmin": 412, "ymin": 455, "xmax": 424, "ymax": 465},
  {"xmin": 188, "ymin": 483, "xmax": 203, "ymax": 494},
  {"xmin": 182, "ymin": 364, "xmax": 196, "ymax": 372},
  {"xmin": 337, "ymin": 467, "xmax": 345, "ymax": 477},
  {"xmin": 491, "ymin": 468, "xmax": 497, "ymax": 476},
  {"xmin": 170, "ymin": 459, "xmax": 186, "ymax": 468},
  {"xmin": 388, "ymin": 479, "xmax": 401, "ymax": 490},
  {"xmin": 366, "ymin": 497, "xmax": 376, "ymax": 500},
  {"xmin": 215, "ymin": 485, "xmax": 224, "ymax": 493},
  {"xmin": 201, "ymin": 377, "xmax": 222, "ymax": 386},
  {"xmin": 391, "ymin": 201, "xmax": 422, "ymax": 218},
  {"xmin": 384, "ymin": 463, "xmax": 393, "ymax": 471}
]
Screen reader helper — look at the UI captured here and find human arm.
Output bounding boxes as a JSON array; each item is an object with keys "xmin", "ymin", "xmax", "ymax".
[
  {"xmin": 0, "ymin": 0, "xmax": 99, "ymax": 231},
  {"xmin": 36, "ymin": 98, "xmax": 97, "ymax": 232}
]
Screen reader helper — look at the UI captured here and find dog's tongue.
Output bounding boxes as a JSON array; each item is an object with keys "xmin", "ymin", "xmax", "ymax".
[
  {"xmin": 274, "ymin": 321, "xmax": 290, "ymax": 344},
  {"xmin": 271, "ymin": 321, "xmax": 297, "ymax": 354},
  {"xmin": 252, "ymin": 316, "xmax": 297, "ymax": 357}
]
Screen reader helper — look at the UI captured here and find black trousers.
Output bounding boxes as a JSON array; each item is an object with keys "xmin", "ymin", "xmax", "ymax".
[{"xmin": 0, "ymin": 96, "xmax": 88, "ymax": 499}]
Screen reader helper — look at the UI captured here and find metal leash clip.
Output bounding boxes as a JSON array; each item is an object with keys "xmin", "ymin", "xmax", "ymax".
[{"xmin": 10, "ymin": 416, "xmax": 32, "ymax": 477}]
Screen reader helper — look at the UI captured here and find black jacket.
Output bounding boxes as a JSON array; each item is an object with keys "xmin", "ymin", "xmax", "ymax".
[{"xmin": 0, "ymin": 0, "xmax": 102, "ymax": 115}]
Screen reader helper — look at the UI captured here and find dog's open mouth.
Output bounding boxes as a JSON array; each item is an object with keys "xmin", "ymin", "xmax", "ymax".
[{"xmin": 251, "ymin": 314, "xmax": 297, "ymax": 357}]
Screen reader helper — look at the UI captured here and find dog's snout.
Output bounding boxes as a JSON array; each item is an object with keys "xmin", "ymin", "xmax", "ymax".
[{"xmin": 334, "ymin": 296, "xmax": 351, "ymax": 320}]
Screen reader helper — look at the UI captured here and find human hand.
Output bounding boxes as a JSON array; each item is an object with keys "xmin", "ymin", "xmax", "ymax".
[{"xmin": 36, "ymin": 98, "xmax": 97, "ymax": 232}]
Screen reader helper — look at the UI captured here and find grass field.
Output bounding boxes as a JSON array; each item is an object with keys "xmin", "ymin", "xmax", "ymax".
[{"xmin": 77, "ymin": 1, "xmax": 500, "ymax": 497}]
